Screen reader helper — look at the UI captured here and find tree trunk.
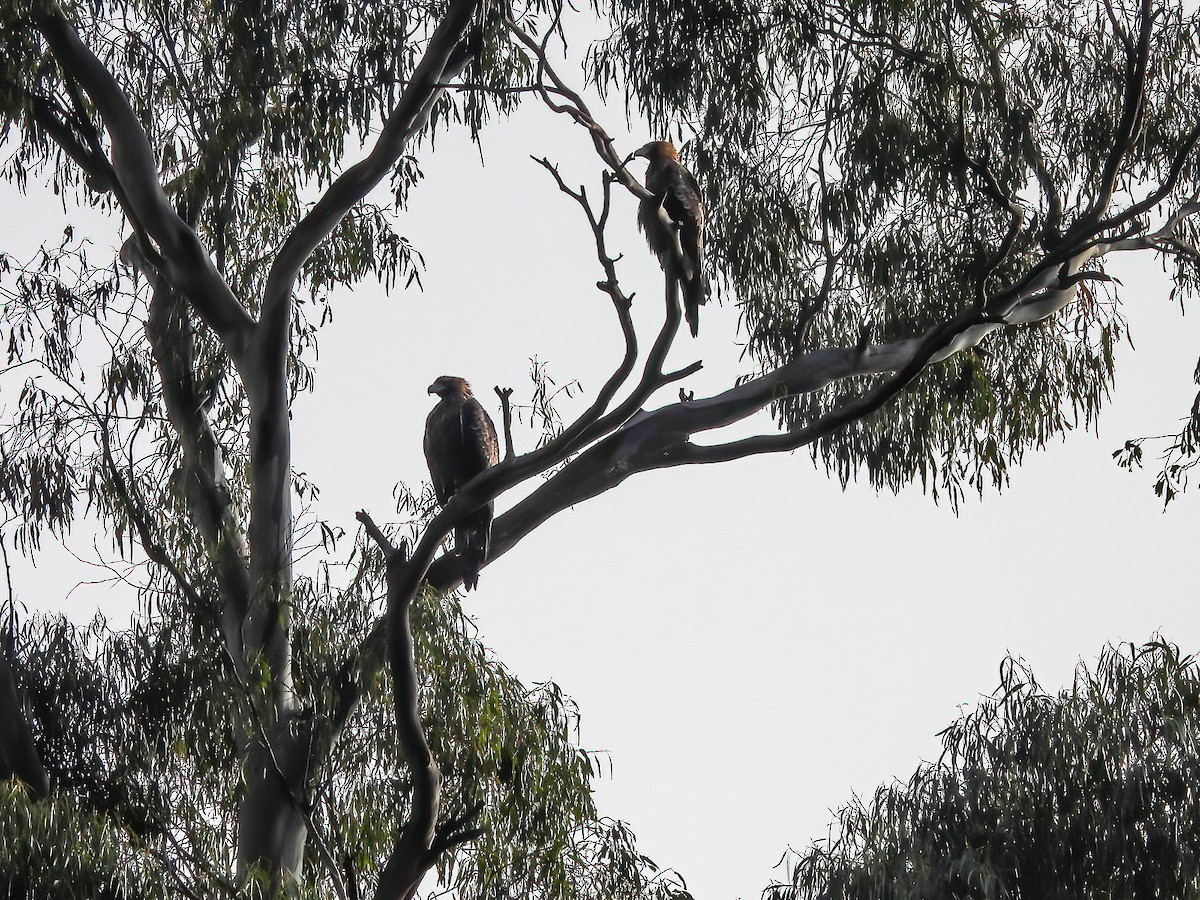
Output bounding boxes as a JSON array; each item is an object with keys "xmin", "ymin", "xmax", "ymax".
[
  {"xmin": 236, "ymin": 362, "xmax": 304, "ymax": 883},
  {"xmin": 237, "ymin": 718, "xmax": 310, "ymax": 880}
]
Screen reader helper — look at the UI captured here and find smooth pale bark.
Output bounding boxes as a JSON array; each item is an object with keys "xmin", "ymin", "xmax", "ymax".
[
  {"xmin": 144, "ymin": 282, "xmax": 252, "ymax": 670},
  {"xmin": 237, "ymin": 719, "xmax": 313, "ymax": 881},
  {"xmin": 237, "ymin": 368, "xmax": 302, "ymax": 876}
]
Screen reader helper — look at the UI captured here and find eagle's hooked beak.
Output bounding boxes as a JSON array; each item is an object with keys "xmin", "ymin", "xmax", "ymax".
[
  {"xmin": 632, "ymin": 144, "xmax": 650, "ymax": 160},
  {"xmin": 427, "ymin": 382, "xmax": 439, "ymax": 395}
]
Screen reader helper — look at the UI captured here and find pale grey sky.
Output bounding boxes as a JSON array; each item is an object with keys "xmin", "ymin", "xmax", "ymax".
[{"xmin": 4, "ymin": 62, "xmax": 1200, "ymax": 900}]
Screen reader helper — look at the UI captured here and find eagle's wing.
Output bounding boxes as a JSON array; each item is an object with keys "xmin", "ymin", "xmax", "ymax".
[
  {"xmin": 424, "ymin": 404, "xmax": 457, "ymax": 505},
  {"xmin": 459, "ymin": 398, "xmax": 500, "ymax": 472},
  {"xmin": 425, "ymin": 399, "xmax": 498, "ymax": 496},
  {"xmin": 663, "ymin": 163, "xmax": 704, "ymax": 229},
  {"xmin": 662, "ymin": 162, "xmax": 705, "ymax": 268},
  {"xmin": 638, "ymin": 193, "xmax": 676, "ymax": 262},
  {"xmin": 663, "ymin": 161, "xmax": 707, "ymax": 335},
  {"xmin": 641, "ymin": 161, "xmax": 705, "ymax": 274}
]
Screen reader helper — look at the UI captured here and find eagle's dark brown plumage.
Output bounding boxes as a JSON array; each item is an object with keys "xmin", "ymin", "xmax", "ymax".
[
  {"xmin": 424, "ymin": 376, "xmax": 500, "ymax": 591},
  {"xmin": 635, "ymin": 140, "xmax": 707, "ymax": 337}
]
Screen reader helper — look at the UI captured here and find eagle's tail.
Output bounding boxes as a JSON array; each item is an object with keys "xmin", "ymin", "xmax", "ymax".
[
  {"xmin": 456, "ymin": 502, "xmax": 494, "ymax": 592},
  {"xmin": 683, "ymin": 273, "xmax": 703, "ymax": 337},
  {"xmin": 682, "ymin": 263, "xmax": 712, "ymax": 338}
]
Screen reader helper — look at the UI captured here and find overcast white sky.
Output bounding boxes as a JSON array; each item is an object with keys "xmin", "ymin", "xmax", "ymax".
[{"xmin": 4, "ymin": 42, "xmax": 1200, "ymax": 900}]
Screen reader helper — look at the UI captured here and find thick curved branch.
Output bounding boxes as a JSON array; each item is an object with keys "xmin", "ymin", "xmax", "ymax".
[
  {"xmin": 355, "ymin": 513, "xmax": 442, "ymax": 900},
  {"xmin": 1103, "ymin": 198, "xmax": 1200, "ymax": 252},
  {"xmin": 420, "ymin": 199, "xmax": 1200, "ymax": 589},
  {"xmin": 144, "ymin": 279, "xmax": 252, "ymax": 674},
  {"xmin": 258, "ymin": 0, "xmax": 484, "ymax": 366},
  {"xmin": 31, "ymin": 2, "xmax": 254, "ymax": 359}
]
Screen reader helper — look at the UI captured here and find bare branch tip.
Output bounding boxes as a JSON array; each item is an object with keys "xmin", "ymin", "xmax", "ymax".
[
  {"xmin": 663, "ymin": 360, "xmax": 704, "ymax": 386},
  {"xmin": 495, "ymin": 386, "xmax": 516, "ymax": 461},
  {"xmin": 356, "ymin": 510, "xmax": 398, "ymax": 558}
]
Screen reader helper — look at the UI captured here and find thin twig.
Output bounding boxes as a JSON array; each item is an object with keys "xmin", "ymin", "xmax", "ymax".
[{"xmin": 505, "ymin": 18, "xmax": 646, "ymax": 199}]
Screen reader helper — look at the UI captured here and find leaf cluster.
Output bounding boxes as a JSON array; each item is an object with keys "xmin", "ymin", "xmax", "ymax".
[
  {"xmin": 285, "ymin": 545, "xmax": 691, "ymax": 900},
  {"xmin": 770, "ymin": 639, "xmax": 1200, "ymax": 900},
  {"xmin": 593, "ymin": 0, "xmax": 1200, "ymax": 501}
]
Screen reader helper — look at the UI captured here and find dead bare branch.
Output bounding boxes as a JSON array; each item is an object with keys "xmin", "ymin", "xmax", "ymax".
[{"xmin": 495, "ymin": 387, "xmax": 516, "ymax": 461}]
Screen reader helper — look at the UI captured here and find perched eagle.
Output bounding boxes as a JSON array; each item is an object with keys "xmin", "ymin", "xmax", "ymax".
[
  {"xmin": 634, "ymin": 140, "xmax": 707, "ymax": 337},
  {"xmin": 424, "ymin": 376, "xmax": 500, "ymax": 591}
]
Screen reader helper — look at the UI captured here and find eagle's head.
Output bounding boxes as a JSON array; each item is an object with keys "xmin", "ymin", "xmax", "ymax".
[
  {"xmin": 633, "ymin": 140, "xmax": 680, "ymax": 162},
  {"xmin": 428, "ymin": 375, "xmax": 473, "ymax": 398}
]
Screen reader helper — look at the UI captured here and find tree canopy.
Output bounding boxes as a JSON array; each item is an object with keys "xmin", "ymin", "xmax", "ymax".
[
  {"xmin": 0, "ymin": 0, "xmax": 1197, "ymax": 897},
  {"xmin": 771, "ymin": 639, "xmax": 1200, "ymax": 900}
]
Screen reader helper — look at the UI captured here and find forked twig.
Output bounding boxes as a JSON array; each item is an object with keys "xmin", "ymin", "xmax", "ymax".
[{"xmin": 494, "ymin": 386, "xmax": 516, "ymax": 460}]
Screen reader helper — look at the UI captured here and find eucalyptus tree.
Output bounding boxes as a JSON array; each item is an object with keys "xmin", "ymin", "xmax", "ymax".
[
  {"xmin": 0, "ymin": 0, "xmax": 1197, "ymax": 898},
  {"xmin": 769, "ymin": 639, "xmax": 1200, "ymax": 900}
]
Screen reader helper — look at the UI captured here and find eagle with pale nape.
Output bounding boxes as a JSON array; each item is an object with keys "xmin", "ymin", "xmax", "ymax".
[
  {"xmin": 424, "ymin": 376, "xmax": 500, "ymax": 591},
  {"xmin": 634, "ymin": 140, "xmax": 707, "ymax": 337}
]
